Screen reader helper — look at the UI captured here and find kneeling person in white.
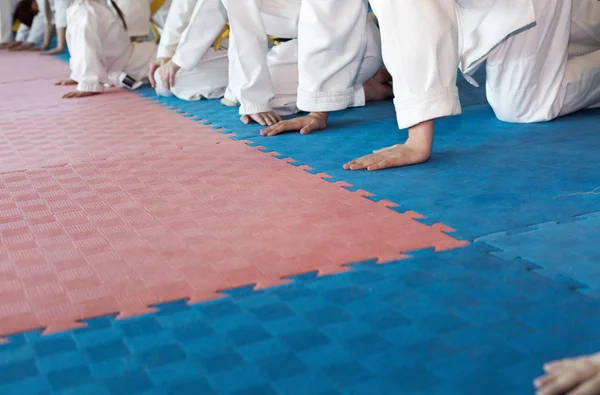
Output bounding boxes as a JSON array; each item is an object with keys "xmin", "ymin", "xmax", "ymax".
[
  {"xmin": 152, "ymin": 0, "xmax": 229, "ymax": 101},
  {"xmin": 56, "ymin": 0, "xmax": 157, "ymax": 99},
  {"xmin": 227, "ymin": 0, "xmax": 389, "ymax": 129},
  {"xmin": 345, "ymin": 0, "xmax": 600, "ymax": 171}
]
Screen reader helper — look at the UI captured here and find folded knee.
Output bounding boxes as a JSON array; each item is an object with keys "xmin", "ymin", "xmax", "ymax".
[
  {"xmin": 153, "ymin": 69, "xmax": 173, "ymax": 97},
  {"xmin": 489, "ymin": 99, "xmax": 556, "ymax": 123}
]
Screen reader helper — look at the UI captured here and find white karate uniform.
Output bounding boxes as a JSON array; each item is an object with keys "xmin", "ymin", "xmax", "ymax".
[
  {"xmin": 54, "ymin": 0, "xmax": 72, "ymax": 29},
  {"xmin": 154, "ymin": 0, "xmax": 229, "ymax": 101},
  {"xmin": 295, "ymin": 0, "xmax": 373, "ymax": 113},
  {"xmin": 15, "ymin": 24, "xmax": 29, "ymax": 42},
  {"xmin": 25, "ymin": 0, "xmax": 48, "ymax": 44},
  {"xmin": 113, "ymin": 0, "xmax": 151, "ymax": 38},
  {"xmin": 0, "ymin": 0, "xmax": 18, "ymax": 44},
  {"xmin": 66, "ymin": 0, "xmax": 157, "ymax": 93},
  {"xmin": 365, "ymin": 0, "xmax": 598, "ymax": 129},
  {"xmin": 485, "ymin": 0, "xmax": 600, "ymax": 122},
  {"xmin": 156, "ymin": 0, "xmax": 196, "ymax": 60},
  {"xmin": 227, "ymin": 0, "xmax": 382, "ymax": 116}
]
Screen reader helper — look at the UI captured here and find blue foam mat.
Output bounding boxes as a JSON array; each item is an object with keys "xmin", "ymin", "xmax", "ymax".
[
  {"xmin": 475, "ymin": 211, "xmax": 600, "ymax": 297},
  {"xmin": 2, "ymin": 244, "xmax": 600, "ymax": 395}
]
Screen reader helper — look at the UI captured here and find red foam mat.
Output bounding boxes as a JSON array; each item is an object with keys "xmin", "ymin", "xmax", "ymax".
[{"xmin": 0, "ymin": 53, "xmax": 467, "ymax": 338}]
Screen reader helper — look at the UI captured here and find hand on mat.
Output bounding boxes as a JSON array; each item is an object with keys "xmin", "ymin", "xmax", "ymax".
[
  {"xmin": 260, "ymin": 112, "xmax": 328, "ymax": 136},
  {"xmin": 148, "ymin": 57, "xmax": 170, "ymax": 88},
  {"xmin": 0, "ymin": 42, "xmax": 12, "ymax": 49},
  {"xmin": 241, "ymin": 112, "xmax": 281, "ymax": 127},
  {"xmin": 62, "ymin": 91, "xmax": 99, "ymax": 99},
  {"xmin": 158, "ymin": 60, "xmax": 180, "ymax": 90},
  {"xmin": 9, "ymin": 42, "xmax": 33, "ymax": 51},
  {"xmin": 535, "ymin": 353, "xmax": 600, "ymax": 395},
  {"xmin": 55, "ymin": 79, "xmax": 77, "ymax": 86},
  {"xmin": 344, "ymin": 143, "xmax": 431, "ymax": 171},
  {"xmin": 345, "ymin": 120, "xmax": 433, "ymax": 171}
]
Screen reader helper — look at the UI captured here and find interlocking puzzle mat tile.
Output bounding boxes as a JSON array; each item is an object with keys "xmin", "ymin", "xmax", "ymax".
[
  {"xmin": 1, "ymin": 244, "xmax": 600, "ymax": 395},
  {"xmin": 0, "ymin": 97, "xmax": 466, "ymax": 337},
  {"xmin": 476, "ymin": 211, "xmax": 600, "ymax": 298},
  {"xmin": 0, "ymin": 68, "xmax": 241, "ymax": 173},
  {"xmin": 0, "ymin": 52, "xmax": 67, "ymax": 85},
  {"xmin": 137, "ymin": 83, "xmax": 600, "ymax": 241}
]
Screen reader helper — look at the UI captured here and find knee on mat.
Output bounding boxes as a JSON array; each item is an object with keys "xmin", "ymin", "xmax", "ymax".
[
  {"xmin": 488, "ymin": 92, "xmax": 556, "ymax": 124},
  {"xmin": 153, "ymin": 69, "xmax": 173, "ymax": 97}
]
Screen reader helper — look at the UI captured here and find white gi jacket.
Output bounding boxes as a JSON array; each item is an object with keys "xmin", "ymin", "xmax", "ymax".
[
  {"xmin": 54, "ymin": 0, "xmax": 73, "ymax": 29},
  {"xmin": 66, "ymin": 0, "xmax": 136, "ymax": 92},
  {"xmin": 113, "ymin": 0, "xmax": 151, "ymax": 38},
  {"xmin": 171, "ymin": 0, "xmax": 227, "ymax": 70},
  {"xmin": 156, "ymin": 0, "xmax": 197, "ymax": 60},
  {"xmin": 25, "ymin": 0, "xmax": 48, "ymax": 44}
]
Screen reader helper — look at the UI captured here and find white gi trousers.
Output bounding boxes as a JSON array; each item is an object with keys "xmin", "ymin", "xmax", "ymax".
[
  {"xmin": 487, "ymin": 0, "xmax": 600, "ymax": 122},
  {"xmin": 269, "ymin": 14, "xmax": 382, "ymax": 116},
  {"xmin": 296, "ymin": 0, "xmax": 372, "ymax": 112}
]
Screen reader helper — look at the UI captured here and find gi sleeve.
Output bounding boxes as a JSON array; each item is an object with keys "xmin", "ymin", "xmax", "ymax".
[
  {"xmin": 67, "ymin": 6, "xmax": 107, "ymax": 93},
  {"xmin": 156, "ymin": 0, "xmax": 197, "ymax": 59},
  {"xmin": 172, "ymin": 0, "xmax": 227, "ymax": 70}
]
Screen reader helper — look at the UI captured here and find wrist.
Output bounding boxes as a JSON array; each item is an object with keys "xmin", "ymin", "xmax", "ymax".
[
  {"xmin": 310, "ymin": 112, "xmax": 329, "ymax": 121},
  {"xmin": 406, "ymin": 120, "xmax": 434, "ymax": 152}
]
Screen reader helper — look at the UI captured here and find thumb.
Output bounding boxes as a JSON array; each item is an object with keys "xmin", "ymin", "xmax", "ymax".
[{"xmin": 300, "ymin": 120, "xmax": 318, "ymax": 135}]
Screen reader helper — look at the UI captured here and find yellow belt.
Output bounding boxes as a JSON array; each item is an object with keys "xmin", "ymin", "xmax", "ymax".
[
  {"xmin": 150, "ymin": 0, "xmax": 166, "ymax": 16},
  {"xmin": 212, "ymin": 23, "xmax": 288, "ymax": 51},
  {"xmin": 13, "ymin": 21, "xmax": 20, "ymax": 33},
  {"xmin": 213, "ymin": 23, "xmax": 230, "ymax": 51}
]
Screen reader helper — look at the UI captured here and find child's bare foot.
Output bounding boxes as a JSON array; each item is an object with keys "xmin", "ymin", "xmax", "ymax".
[
  {"xmin": 364, "ymin": 69, "xmax": 394, "ymax": 102},
  {"xmin": 55, "ymin": 79, "xmax": 77, "ymax": 86},
  {"xmin": 344, "ymin": 120, "xmax": 433, "ymax": 171},
  {"xmin": 62, "ymin": 91, "xmax": 99, "ymax": 99},
  {"xmin": 42, "ymin": 47, "xmax": 65, "ymax": 55},
  {"xmin": 240, "ymin": 112, "xmax": 281, "ymax": 126},
  {"xmin": 535, "ymin": 353, "xmax": 600, "ymax": 395},
  {"xmin": 0, "ymin": 42, "xmax": 11, "ymax": 49}
]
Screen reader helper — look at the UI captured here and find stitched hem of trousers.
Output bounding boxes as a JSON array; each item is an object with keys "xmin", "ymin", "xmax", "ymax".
[
  {"xmin": 395, "ymin": 86, "xmax": 462, "ymax": 130},
  {"xmin": 297, "ymin": 87, "xmax": 356, "ymax": 112}
]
